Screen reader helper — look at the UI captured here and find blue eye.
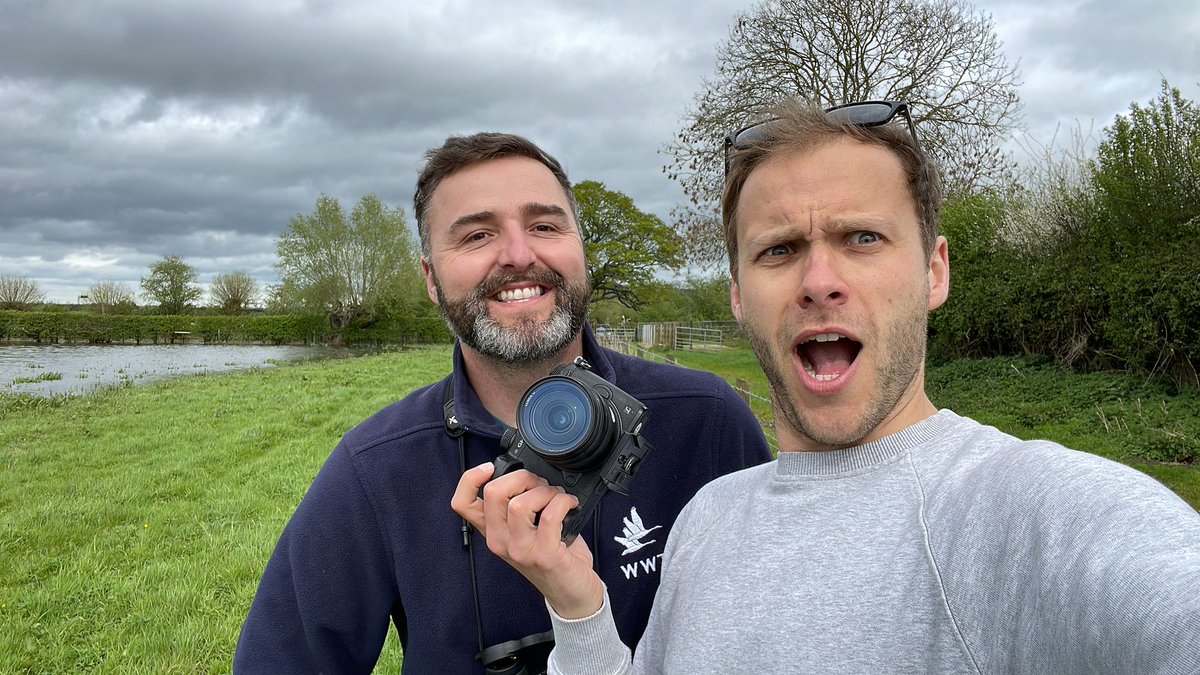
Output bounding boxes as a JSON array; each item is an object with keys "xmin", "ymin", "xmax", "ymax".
[
  {"xmin": 849, "ymin": 232, "xmax": 880, "ymax": 245},
  {"xmin": 763, "ymin": 244, "xmax": 792, "ymax": 257}
]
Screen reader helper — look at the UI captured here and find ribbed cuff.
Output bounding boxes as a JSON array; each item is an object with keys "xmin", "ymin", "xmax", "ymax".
[{"xmin": 546, "ymin": 588, "xmax": 631, "ymax": 675}]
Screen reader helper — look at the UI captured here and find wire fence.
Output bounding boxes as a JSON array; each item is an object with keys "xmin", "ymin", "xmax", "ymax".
[{"xmin": 598, "ymin": 334, "xmax": 779, "ymax": 453}]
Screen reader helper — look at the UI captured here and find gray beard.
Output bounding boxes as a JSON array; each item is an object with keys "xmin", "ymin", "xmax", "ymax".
[{"xmin": 433, "ymin": 267, "xmax": 590, "ymax": 366}]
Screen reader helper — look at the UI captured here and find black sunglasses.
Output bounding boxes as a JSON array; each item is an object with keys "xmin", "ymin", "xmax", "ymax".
[{"xmin": 723, "ymin": 100, "xmax": 919, "ymax": 176}]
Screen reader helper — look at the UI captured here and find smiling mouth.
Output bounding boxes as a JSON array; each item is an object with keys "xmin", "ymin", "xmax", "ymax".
[
  {"xmin": 494, "ymin": 285, "xmax": 546, "ymax": 302},
  {"xmin": 796, "ymin": 332, "xmax": 862, "ymax": 382}
]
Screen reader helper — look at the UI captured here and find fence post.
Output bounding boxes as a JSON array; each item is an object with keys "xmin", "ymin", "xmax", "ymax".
[{"xmin": 735, "ymin": 378, "xmax": 752, "ymax": 405}]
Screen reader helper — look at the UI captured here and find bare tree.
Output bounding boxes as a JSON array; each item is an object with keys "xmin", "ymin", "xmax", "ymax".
[
  {"xmin": 0, "ymin": 276, "xmax": 46, "ymax": 310},
  {"xmin": 665, "ymin": 0, "xmax": 1024, "ymax": 264},
  {"xmin": 209, "ymin": 271, "xmax": 259, "ymax": 315},
  {"xmin": 87, "ymin": 280, "xmax": 138, "ymax": 314}
]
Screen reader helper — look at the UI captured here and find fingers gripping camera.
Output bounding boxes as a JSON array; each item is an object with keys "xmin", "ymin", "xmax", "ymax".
[{"xmin": 494, "ymin": 357, "xmax": 654, "ymax": 543}]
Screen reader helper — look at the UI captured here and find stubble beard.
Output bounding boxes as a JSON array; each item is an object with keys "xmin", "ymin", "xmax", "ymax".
[
  {"xmin": 743, "ymin": 290, "xmax": 929, "ymax": 450},
  {"xmin": 434, "ymin": 266, "xmax": 591, "ymax": 367}
]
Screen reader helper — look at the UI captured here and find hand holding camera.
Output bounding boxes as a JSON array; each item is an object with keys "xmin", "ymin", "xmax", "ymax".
[{"xmin": 493, "ymin": 356, "xmax": 654, "ymax": 543}]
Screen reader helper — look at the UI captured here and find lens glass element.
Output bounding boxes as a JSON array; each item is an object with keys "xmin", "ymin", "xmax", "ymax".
[{"xmin": 520, "ymin": 378, "xmax": 593, "ymax": 456}]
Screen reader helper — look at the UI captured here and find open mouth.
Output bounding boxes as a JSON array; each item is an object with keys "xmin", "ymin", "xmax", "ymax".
[
  {"xmin": 796, "ymin": 332, "xmax": 862, "ymax": 382},
  {"xmin": 494, "ymin": 285, "xmax": 546, "ymax": 302}
]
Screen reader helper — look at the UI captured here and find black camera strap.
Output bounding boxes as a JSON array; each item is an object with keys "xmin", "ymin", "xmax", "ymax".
[{"xmin": 443, "ymin": 380, "xmax": 487, "ymax": 659}]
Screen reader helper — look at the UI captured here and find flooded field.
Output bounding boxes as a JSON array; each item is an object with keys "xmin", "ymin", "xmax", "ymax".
[{"xmin": 0, "ymin": 344, "xmax": 341, "ymax": 397}]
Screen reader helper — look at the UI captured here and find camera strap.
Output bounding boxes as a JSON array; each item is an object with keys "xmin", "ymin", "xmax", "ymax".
[{"xmin": 443, "ymin": 380, "xmax": 486, "ymax": 658}]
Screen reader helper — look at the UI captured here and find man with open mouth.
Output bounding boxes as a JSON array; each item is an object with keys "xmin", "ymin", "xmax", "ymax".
[{"xmin": 461, "ymin": 100, "xmax": 1200, "ymax": 674}]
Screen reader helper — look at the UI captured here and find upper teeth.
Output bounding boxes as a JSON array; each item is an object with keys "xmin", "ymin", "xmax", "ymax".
[
  {"xmin": 804, "ymin": 332, "xmax": 844, "ymax": 343},
  {"xmin": 498, "ymin": 286, "xmax": 544, "ymax": 302}
]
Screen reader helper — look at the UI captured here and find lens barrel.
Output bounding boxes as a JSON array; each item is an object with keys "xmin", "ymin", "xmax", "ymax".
[{"xmin": 518, "ymin": 376, "xmax": 613, "ymax": 471}]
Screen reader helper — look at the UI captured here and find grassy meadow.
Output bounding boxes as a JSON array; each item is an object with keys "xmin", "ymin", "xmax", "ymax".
[{"xmin": 1, "ymin": 344, "xmax": 1197, "ymax": 672}]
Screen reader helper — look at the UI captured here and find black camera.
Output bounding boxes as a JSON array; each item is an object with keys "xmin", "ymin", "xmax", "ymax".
[{"xmin": 493, "ymin": 356, "xmax": 653, "ymax": 543}]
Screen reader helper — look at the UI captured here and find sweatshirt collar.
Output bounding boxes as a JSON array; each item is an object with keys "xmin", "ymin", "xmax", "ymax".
[{"xmin": 775, "ymin": 409, "xmax": 959, "ymax": 478}]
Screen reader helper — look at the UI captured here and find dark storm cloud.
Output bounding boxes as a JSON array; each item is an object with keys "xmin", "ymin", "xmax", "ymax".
[{"xmin": 1, "ymin": 0, "xmax": 1195, "ymax": 302}]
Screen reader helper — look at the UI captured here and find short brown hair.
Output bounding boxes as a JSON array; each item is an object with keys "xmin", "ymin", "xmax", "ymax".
[
  {"xmin": 414, "ymin": 132, "xmax": 576, "ymax": 258},
  {"xmin": 722, "ymin": 100, "xmax": 942, "ymax": 273}
]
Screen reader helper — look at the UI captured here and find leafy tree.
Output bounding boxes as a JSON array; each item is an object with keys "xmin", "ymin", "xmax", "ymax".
[
  {"xmin": 1089, "ymin": 80, "xmax": 1200, "ymax": 383},
  {"xmin": 87, "ymin": 280, "xmax": 138, "ymax": 314},
  {"xmin": 1094, "ymin": 79, "xmax": 1200, "ymax": 238},
  {"xmin": 680, "ymin": 273, "xmax": 736, "ymax": 322},
  {"xmin": 665, "ymin": 0, "xmax": 1023, "ymax": 264},
  {"xmin": 0, "ymin": 275, "xmax": 45, "ymax": 310},
  {"xmin": 209, "ymin": 271, "xmax": 259, "ymax": 315},
  {"xmin": 275, "ymin": 194, "xmax": 422, "ymax": 328},
  {"xmin": 140, "ymin": 255, "xmax": 203, "ymax": 315},
  {"xmin": 575, "ymin": 180, "xmax": 685, "ymax": 309}
]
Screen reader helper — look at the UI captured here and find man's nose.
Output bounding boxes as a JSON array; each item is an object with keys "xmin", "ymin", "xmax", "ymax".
[
  {"xmin": 495, "ymin": 228, "xmax": 537, "ymax": 269},
  {"xmin": 796, "ymin": 246, "xmax": 848, "ymax": 310}
]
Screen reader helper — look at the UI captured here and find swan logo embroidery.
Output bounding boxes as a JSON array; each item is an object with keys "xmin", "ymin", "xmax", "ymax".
[{"xmin": 613, "ymin": 507, "xmax": 662, "ymax": 556}]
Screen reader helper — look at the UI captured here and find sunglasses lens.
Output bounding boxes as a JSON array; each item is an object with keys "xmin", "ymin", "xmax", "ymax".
[
  {"xmin": 826, "ymin": 102, "xmax": 898, "ymax": 126},
  {"xmin": 731, "ymin": 122, "xmax": 773, "ymax": 150}
]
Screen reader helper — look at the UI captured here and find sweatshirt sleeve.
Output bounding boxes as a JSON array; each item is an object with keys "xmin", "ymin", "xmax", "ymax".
[
  {"xmin": 234, "ymin": 443, "xmax": 397, "ymax": 673},
  {"xmin": 546, "ymin": 590, "xmax": 633, "ymax": 675}
]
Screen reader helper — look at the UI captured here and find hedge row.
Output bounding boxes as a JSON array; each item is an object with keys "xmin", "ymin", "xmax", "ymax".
[
  {"xmin": 929, "ymin": 198, "xmax": 1199, "ymax": 389},
  {"xmin": 0, "ymin": 311, "xmax": 452, "ymax": 346}
]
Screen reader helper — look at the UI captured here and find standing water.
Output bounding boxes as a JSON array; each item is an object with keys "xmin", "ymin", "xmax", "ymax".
[{"xmin": 0, "ymin": 344, "xmax": 340, "ymax": 397}]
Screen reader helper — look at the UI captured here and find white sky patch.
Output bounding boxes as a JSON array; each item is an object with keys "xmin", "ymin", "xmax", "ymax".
[{"xmin": 61, "ymin": 252, "xmax": 121, "ymax": 269}]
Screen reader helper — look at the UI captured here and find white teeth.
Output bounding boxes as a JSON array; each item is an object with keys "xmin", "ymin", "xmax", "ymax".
[
  {"xmin": 804, "ymin": 332, "xmax": 844, "ymax": 343},
  {"xmin": 802, "ymin": 363, "xmax": 839, "ymax": 382},
  {"xmin": 497, "ymin": 286, "xmax": 544, "ymax": 302}
]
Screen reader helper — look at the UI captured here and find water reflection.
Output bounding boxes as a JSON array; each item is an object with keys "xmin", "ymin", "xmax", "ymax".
[{"xmin": 0, "ymin": 344, "xmax": 350, "ymax": 397}]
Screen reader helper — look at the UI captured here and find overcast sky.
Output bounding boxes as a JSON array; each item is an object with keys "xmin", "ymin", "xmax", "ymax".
[{"xmin": 2, "ymin": 0, "xmax": 1196, "ymax": 304}]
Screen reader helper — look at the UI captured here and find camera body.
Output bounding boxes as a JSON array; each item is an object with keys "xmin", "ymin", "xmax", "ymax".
[{"xmin": 494, "ymin": 356, "xmax": 653, "ymax": 543}]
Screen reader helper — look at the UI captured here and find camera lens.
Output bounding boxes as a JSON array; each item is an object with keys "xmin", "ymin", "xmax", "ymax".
[{"xmin": 519, "ymin": 377, "xmax": 611, "ymax": 470}]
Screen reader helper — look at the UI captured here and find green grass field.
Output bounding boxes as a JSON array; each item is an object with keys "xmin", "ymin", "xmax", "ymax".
[{"xmin": 1, "ymin": 345, "xmax": 1196, "ymax": 672}]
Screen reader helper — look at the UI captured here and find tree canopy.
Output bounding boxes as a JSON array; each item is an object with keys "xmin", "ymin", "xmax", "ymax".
[
  {"xmin": 0, "ymin": 276, "xmax": 45, "ymax": 310},
  {"xmin": 140, "ymin": 256, "xmax": 202, "ymax": 315},
  {"xmin": 274, "ymin": 194, "xmax": 423, "ymax": 327},
  {"xmin": 665, "ymin": 0, "xmax": 1023, "ymax": 264},
  {"xmin": 87, "ymin": 280, "xmax": 137, "ymax": 314},
  {"xmin": 210, "ymin": 271, "xmax": 259, "ymax": 315},
  {"xmin": 574, "ymin": 180, "xmax": 685, "ymax": 309}
]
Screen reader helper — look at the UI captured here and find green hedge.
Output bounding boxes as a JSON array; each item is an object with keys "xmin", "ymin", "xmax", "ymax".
[{"xmin": 0, "ymin": 311, "xmax": 452, "ymax": 346}]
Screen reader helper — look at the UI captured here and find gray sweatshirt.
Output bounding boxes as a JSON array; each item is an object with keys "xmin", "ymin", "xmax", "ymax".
[{"xmin": 547, "ymin": 410, "xmax": 1200, "ymax": 674}]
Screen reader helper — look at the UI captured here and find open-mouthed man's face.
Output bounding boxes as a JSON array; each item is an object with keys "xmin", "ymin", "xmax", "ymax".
[{"xmin": 730, "ymin": 137, "xmax": 949, "ymax": 451}]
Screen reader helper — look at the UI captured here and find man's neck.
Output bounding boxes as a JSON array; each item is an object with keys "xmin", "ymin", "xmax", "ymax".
[{"xmin": 460, "ymin": 339, "xmax": 586, "ymax": 427}]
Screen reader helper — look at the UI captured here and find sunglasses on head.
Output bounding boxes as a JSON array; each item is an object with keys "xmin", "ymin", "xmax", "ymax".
[{"xmin": 723, "ymin": 100, "xmax": 920, "ymax": 176}]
